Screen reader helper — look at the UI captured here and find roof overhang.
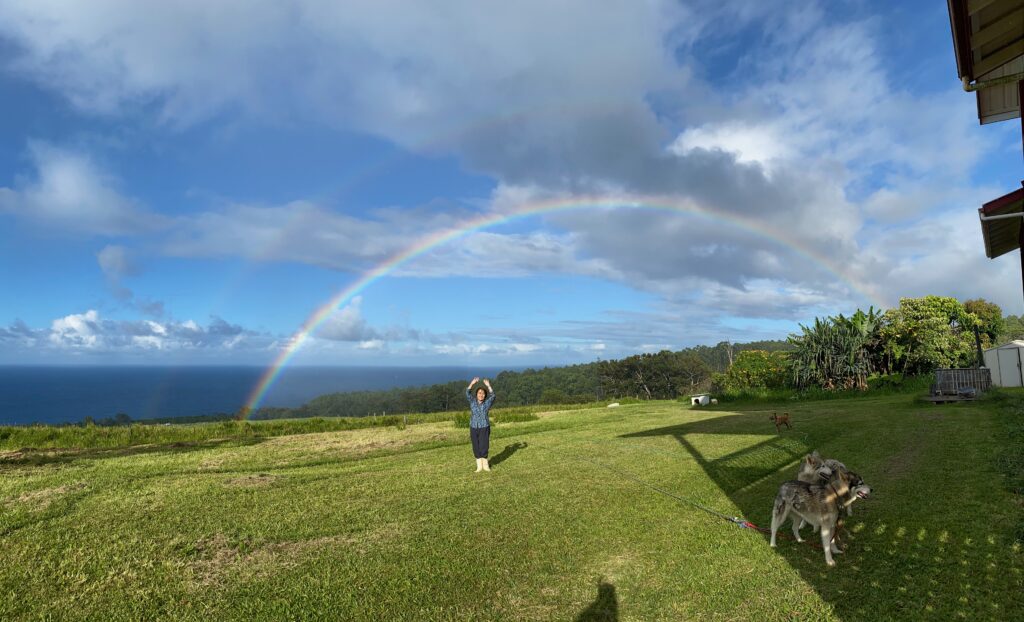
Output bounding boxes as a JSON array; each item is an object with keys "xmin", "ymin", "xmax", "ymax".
[
  {"xmin": 979, "ymin": 185, "xmax": 1024, "ymax": 258},
  {"xmin": 948, "ymin": 0, "xmax": 1024, "ymax": 124}
]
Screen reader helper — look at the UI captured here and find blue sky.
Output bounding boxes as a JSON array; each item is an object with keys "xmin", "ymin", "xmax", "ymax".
[{"xmin": 1, "ymin": 0, "xmax": 1022, "ymax": 366}]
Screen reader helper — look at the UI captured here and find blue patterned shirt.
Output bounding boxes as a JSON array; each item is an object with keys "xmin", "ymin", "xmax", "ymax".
[{"xmin": 466, "ymin": 389, "xmax": 495, "ymax": 428}]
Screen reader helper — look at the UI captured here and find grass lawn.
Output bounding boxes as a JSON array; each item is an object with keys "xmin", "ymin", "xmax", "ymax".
[{"xmin": 1, "ymin": 392, "xmax": 1021, "ymax": 621}]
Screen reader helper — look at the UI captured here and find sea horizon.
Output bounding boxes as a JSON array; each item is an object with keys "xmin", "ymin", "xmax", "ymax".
[{"xmin": 0, "ymin": 365, "xmax": 522, "ymax": 426}]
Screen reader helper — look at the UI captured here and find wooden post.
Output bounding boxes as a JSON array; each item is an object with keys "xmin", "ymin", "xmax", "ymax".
[
  {"xmin": 1019, "ymin": 80, "xmax": 1024, "ymax": 160},
  {"xmin": 974, "ymin": 326, "xmax": 985, "ymax": 369}
]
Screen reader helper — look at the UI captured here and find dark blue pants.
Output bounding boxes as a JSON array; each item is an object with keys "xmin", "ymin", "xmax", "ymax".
[{"xmin": 470, "ymin": 426, "xmax": 490, "ymax": 458}]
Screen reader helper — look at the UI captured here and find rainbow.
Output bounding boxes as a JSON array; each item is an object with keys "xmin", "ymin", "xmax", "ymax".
[{"xmin": 242, "ymin": 195, "xmax": 885, "ymax": 415}]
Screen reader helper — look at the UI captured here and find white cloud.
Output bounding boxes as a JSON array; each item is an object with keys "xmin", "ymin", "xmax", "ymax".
[
  {"xmin": 670, "ymin": 122, "xmax": 793, "ymax": 170},
  {"xmin": 97, "ymin": 245, "xmax": 137, "ymax": 279},
  {"xmin": 49, "ymin": 310, "xmax": 103, "ymax": 348},
  {"xmin": 318, "ymin": 297, "xmax": 379, "ymax": 342},
  {"xmin": 165, "ymin": 200, "xmax": 463, "ymax": 271},
  {"xmin": 0, "ymin": 142, "xmax": 165, "ymax": 235},
  {"xmin": 3, "ymin": 310, "xmax": 270, "ymax": 356},
  {"xmin": 0, "ymin": 0, "xmax": 686, "ymax": 142},
  {"xmin": 95, "ymin": 244, "xmax": 164, "ymax": 316}
]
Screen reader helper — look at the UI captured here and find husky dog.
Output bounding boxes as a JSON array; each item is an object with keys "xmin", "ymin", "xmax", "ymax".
[
  {"xmin": 770, "ymin": 468, "xmax": 872, "ymax": 567},
  {"xmin": 797, "ymin": 451, "xmax": 857, "ymax": 516},
  {"xmin": 797, "ymin": 451, "xmax": 846, "ymax": 482}
]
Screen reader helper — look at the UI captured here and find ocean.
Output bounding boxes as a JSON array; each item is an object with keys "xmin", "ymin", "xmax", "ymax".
[{"xmin": 0, "ymin": 366, "xmax": 511, "ymax": 426}]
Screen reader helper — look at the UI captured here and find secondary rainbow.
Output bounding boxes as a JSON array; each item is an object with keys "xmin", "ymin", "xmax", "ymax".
[{"xmin": 242, "ymin": 195, "xmax": 884, "ymax": 415}]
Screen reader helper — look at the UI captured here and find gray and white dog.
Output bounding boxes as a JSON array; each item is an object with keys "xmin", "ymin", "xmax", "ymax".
[
  {"xmin": 797, "ymin": 450, "xmax": 855, "ymax": 516},
  {"xmin": 770, "ymin": 468, "xmax": 872, "ymax": 567}
]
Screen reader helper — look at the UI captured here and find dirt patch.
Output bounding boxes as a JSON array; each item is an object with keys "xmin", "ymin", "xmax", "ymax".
[
  {"xmin": 883, "ymin": 431, "xmax": 925, "ymax": 479},
  {"xmin": 224, "ymin": 473, "xmax": 277, "ymax": 488},
  {"xmin": 189, "ymin": 524, "xmax": 403, "ymax": 586},
  {"xmin": 599, "ymin": 551, "xmax": 639, "ymax": 582},
  {"xmin": 191, "ymin": 533, "xmax": 243, "ymax": 585},
  {"xmin": 284, "ymin": 434, "xmax": 413, "ymax": 455},
  {"xmin": 13, "ymin": 482, "xmax": 88, "ymax": 510},
  {"xmin": 260, "ymin": 424, "xmax": 454, "ymax": 459},
  {"xmin": 198, "ymin": 456, "xmax": 225, "ymax": 471},
  {"xmin": 0, "ymin": 448, "xmax": 69, "ymax": 465},
  {"xmin": 0, "ymin": 449, "xmax": 27, "ymax": 461}
]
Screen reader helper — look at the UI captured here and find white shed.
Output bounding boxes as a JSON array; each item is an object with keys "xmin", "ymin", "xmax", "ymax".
[{"xmin": 983, "ymin": 341, "xmax": 1024, "ymax": 388}]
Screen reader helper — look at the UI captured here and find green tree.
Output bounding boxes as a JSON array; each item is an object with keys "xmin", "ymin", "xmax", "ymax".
[
  {"xmin": 879, "ymin": 296, "xmax": 980, "ymax": 375},
  {"xmin": 964, "ymin": 298, "xmax": 1003, "ymax": 344},
  {"xmin": 999, "ymin": 314, "xmax": 1024, "ymax": 343},
  {"xmin": 718, "ymin": 350, "xmax": 789, "ymax": 391},
  {"xmin": 539, "ymin": 388, "xmax": 568, "ymax": 404},
  {"xmin": 675, "ymin": 352, "xmax": 711, "ymax": 392}
]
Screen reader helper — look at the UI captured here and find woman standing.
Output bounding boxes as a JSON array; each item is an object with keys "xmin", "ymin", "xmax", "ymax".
[{"xmin": 466, "ymin": 376, "xmax": 495, "ymax": 472}]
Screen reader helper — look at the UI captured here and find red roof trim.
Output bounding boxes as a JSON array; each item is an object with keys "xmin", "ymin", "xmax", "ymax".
[{"xmin": 980, "ymin": 187, "xmax": 1024, "ymax": 215}]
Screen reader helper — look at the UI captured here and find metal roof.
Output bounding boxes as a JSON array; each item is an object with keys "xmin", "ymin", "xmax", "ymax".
[
  {"xmin": 984, "ymin": 339, "xmax": 1024, "ymax": 351},
  {"xmin": 948, "ymin": 0, "xmax": 1024, "ymax": 124},
  {"xmin": 979, "ymin": 186, "xmax": 1024, "ymax": 258}
]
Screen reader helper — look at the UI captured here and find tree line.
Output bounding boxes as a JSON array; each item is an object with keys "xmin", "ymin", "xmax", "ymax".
[
  {"xmin": 719, "ymin": 296, "xmax": 1014, "ymax": 393},
  {"xmin": 263, "ymin": 295, "xmax": 1015, "ymax": 418},
  {"xmin": 75, "ymin": 295, "xmax": 1021, "ymax": 425},
  {"xmin": 248, "ymin": 339, "xmax": 792, "ymax": 420}
]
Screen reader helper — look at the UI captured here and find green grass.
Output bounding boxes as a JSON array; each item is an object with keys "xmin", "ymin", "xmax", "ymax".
[
  {"xmin": 0, "ymin": 403, "xmax": 584, "ymax": 451},
  {"xmin": 1, "ymin": 393, "xmax": 1021, "ymax": 621}
]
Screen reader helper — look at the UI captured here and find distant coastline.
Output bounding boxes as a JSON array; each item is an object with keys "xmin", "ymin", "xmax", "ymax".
[{"xmin": 0, "ymin": 365, "xmax": 511, "ymax": 426}]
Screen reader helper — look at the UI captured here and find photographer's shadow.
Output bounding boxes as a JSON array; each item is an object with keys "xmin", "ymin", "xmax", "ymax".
[{"xmin": 575, "ymin": 580, "xmax": 618, "ymax": 622}]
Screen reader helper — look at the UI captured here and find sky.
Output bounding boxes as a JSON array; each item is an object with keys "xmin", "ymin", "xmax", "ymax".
[{"xmin": 0, "ymin": 0, "xmax": 1022, "ymax": 367}]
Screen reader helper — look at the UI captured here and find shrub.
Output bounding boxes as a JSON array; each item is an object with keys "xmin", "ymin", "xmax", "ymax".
[{"xmin": 715, "ymin": 350, "xmax": 789, "ymax": 392}]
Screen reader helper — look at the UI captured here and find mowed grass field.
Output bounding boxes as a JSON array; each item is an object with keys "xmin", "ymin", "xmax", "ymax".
[{"xmin": 1, "ymin": 393, "xmax": 1022, "ymax": 621}]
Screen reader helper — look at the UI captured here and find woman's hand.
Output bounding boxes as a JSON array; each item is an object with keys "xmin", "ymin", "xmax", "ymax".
[
  {"xmin": 482, "ymin": 378, "xmax": 492, "ymax": 388},
  {"xmin": 471, "ymin": 377, "xmax": 480, "ymax": 385}
]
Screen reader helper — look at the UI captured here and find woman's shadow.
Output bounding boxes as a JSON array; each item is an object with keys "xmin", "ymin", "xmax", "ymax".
[{"xmin": 489, "ymin": 442, "xmax": 528, "ymax": 467}]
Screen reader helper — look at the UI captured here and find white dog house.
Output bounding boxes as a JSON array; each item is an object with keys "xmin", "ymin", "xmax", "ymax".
[
  {"xmin": 690, "ymin": 394, "xmax": 710, "ymax": 406},
  {"xmin": 983, "ymin": 341, "xmax": 1024, "ymax": 388}
]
